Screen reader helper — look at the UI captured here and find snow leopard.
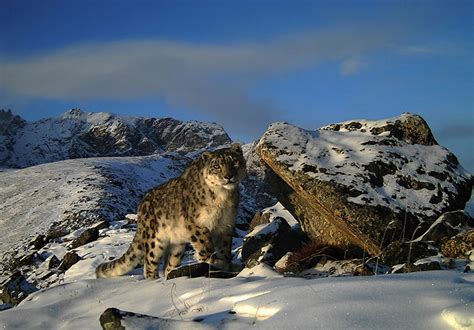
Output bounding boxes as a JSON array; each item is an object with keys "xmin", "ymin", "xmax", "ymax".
[{"xmin": 96, "ymin": 143, "xmax": 246, "ymax": 279}]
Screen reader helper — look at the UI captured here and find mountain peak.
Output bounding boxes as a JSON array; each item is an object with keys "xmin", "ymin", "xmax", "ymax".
[{"xmin": 1, "ymin": 110, "xmax": 232, "ymax": 168}]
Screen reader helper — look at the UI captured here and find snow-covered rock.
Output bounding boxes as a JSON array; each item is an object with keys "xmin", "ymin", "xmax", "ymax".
[
  {"xmin": 256, "ymin": 113, "xmax": 472, "ymax": 259},
  {"xmin": 242, "ymin": 211, "xmax": 308, "ymax": 268},
  {"xmin": 1, "ymin": 109, "xmax": 231, "ymax": 168}
]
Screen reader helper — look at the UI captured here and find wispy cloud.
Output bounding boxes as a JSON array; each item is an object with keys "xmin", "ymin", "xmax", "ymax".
[
  {"xmin": 340, "ymin": 58, "xmax": 367, "ymax": 76},
  {"xmin": 0, "ymin": 27, "xmax": 407, "ymax": 136}
]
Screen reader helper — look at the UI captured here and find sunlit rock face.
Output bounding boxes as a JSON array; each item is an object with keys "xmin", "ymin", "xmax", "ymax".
[{"xmin": 257, "ymin": 113, "xmax": 472, "ymax": 258}]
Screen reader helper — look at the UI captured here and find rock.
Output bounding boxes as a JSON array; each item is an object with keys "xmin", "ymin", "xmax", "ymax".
[
  {"xmin": 13, "ymin": 251, "xmax": 39, "ymax": 268},
  {"xmin": 392, "ymin": 261, "xmax": 442, "ymax": 273},
  {"xmin": 274, "ymin": 252, "xmax": 300, "ymax": 274},
  {"xmin": 46, "ymin": 228, "xmax": 69, "ymax": 241},
  {"xmin": 99, "ymin": 307, "xmax": 214, "ymax": 330},
  {"xmin": 415, "ymin": 211, "xmax": 472, "ymax": 244},
  {"xmin": 58, "ymin": 252, "xmax": 81, "ymax": 272},
  {"xmin": 380, "ymin": 241, "xmax": 435, "ymax": 266},
  {"xmin": 68, "ymin": 227, "xmax": 100, "ymax": 249},
  {"xmin": 0, "ymin": 272, "xmax": 38, "ymax": 305},
  {"xmin": 0, "ymin": 303, "xmax": 13, "ymax": 311},
  {"xmin": 256, "ymin": 113, "xmax": 472, "ymax": 260},
  {"xmin": 242, "ymin": 217, "xmax": 309, "ymax": 268},
  {"xmin": 46, "ymin": 255, "xmax": 61, "ymax": 270},
  {"xmin": 166, "ymin": 263, "xmax": 239, "ymax": 280},
  {"xmin": 30, "ymin": 234, "xmax": 47, "ymax": 250},
  {"xmin": 91, "ymin": 220, "xmax": 110, "ymax": 231},
  {"xmin": 248, "ymin": 211, "xmax": 271, "ymax": 231},
  {"xmin": 441, "ymin": 230, "xmax": 474, "ymax": 258}
]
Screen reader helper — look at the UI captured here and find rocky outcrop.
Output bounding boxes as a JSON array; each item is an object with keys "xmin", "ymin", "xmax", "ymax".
[
  {"xmin": 2, "ymin": 109, "xmax": 231, "ymax": 168},
  {"xmin": 0, "ymin": 272, "xmax": 38, "ymax": 305},
  {"xmin": 0, "ymin": 109, "xmax": 26, "ymax": 165},
  {"xmin": 256, "ymin": 113, "xmax": 472, "ymax": 261},
  {"xmin": 166, "ymin": 263, "xmax": 239, "ymax": 280},
  {"xmin": 242, "ymin": 216, "xmax": 309, "ymax": 268},
  {"xmin": 58, "ymin": 252, "xmax": 81, "ymax": 272}
]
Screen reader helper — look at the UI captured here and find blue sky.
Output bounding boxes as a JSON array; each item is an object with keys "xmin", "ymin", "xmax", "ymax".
[{"xmin": 0, "ymin": 0, "xmax": 473, "ymax": 171}]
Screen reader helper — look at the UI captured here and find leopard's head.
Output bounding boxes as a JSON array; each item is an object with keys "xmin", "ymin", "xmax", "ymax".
[{"xmin": 201, "ymin": 143, "xmax": 246, "ymax": 189}]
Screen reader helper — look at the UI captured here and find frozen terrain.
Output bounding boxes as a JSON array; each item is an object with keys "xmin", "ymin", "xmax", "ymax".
[
  {"xmin": 0, "ymin": 154, "xmax": 187, "ymax": 258},
  {"xmin": 0, "ymin": 218, "xmax": 472, "ymax": 329}
]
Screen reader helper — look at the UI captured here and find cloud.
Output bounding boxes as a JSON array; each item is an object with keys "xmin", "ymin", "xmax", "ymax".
[
  {"xmin": 0, "ymin": 27, "xmax": 405, "ymax": 137},
  {"xmin": 340, "ymin": 58, "xmax": 366, "ymax": 75}
]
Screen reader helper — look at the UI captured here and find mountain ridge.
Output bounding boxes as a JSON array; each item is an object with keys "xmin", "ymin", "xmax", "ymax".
[{"xmin": 0, "ymin": 109, "xmax": 231, "ymax": 168}]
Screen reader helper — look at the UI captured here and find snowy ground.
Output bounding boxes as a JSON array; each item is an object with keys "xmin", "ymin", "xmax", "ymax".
[
  {"xmin": 0, "ymin": 154, "xmax": 186, "ymax": 255},
  {"xmin": 1, "ymin": 219, "xmax": 472, "ymax": 329}
]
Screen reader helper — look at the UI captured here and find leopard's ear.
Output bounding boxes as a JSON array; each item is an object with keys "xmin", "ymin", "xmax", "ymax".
[{"xmin": 201, "ymin": 151, "xmax": 213, "ymax": 161}]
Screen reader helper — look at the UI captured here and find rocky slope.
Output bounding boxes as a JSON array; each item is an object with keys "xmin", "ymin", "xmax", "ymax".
[{"xmin": 0, "ymin": 109, "xmax": 231, "ymax": 168}]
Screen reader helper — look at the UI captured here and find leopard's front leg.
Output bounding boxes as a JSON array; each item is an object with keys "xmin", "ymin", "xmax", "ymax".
[{"xmin": 188, "ymin": 225, "xmax": 228, "ymax": 270}]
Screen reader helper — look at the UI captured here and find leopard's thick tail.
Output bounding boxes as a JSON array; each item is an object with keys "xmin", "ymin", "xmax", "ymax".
[{"xmin": 96, "ymin": 235, "xmax": 143, "ymax": 278}]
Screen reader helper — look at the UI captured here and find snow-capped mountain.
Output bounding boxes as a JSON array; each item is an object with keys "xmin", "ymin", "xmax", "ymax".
[{"xmin": 0, "ymin": 109, "xmax": 231, "ymax": 168}]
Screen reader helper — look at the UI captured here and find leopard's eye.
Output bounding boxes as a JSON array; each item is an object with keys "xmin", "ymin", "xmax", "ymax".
[{"xmin": 212, "ymin": 163, "xmax": 220, "ymax": 170}]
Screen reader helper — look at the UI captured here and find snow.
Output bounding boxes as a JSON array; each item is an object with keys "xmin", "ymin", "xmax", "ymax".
[
  {"xmin": 262, "ymin": 202, "xmax": 299, "ymax": 228},
  {"xmin": 0, "ymin": 154, "xmax": 185, "ymax": 257},
  {"xmin": 3, "ymin": 109, "xmax": 230, "ymax": 169},
  {"xmin": 2, "ymin": 217, "xmax": 473, "ymax": 329},
  {"xmin": 1, "ymin": 262, "xmax": 472, "ymax": 329}
]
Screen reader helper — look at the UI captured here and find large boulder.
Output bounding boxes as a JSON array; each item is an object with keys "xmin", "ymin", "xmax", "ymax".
[{"xmin": 256, "ymin": 113, "xmax": 472, "ymax": 260}]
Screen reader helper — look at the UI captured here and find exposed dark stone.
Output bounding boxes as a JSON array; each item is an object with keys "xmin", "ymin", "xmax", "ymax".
[
  {"xmin": 166, "ymin": 263, "xmax": 239, "ymax": 280},
  {"xmin": 68, "ymin": 227, "xmax": 100, "ymax": 249},
  {"xmin": 393, "ymin": 261, "xmax": 442, "ymax": 273},
  {"xmin": 92, "ymin": 220, "xmax": 110, "ymax": 231},
  {"xmin": 0, "ymin": 303, "xmax": 13, "ymax": 311},
  {"xmin": 422, "ymin": 211, "xmax": 471, "ymax": 243},
  {"xmin": 46, "ymin": 229, "xmax": 69, "ymax": 241},
  {"xmin": 242, "ymin": 217, "xmax": 309, "ymax": 268},
  {"xmin": 368, "ymin": 114, "xmax": 438, "ymax": 146},
  {"xmin": 46, "ymin": 255, "xmax": 61, "ymax": 270},
  {"xmin": 248, "ymin": 211, "xmax": 271, "ymax": 231},
  {"xmin": 99, "ymin": 307, "xmax": 211, "ymax": 330},
  {"xmin": 0, "ymin": 272, "xmax": 38, "ymax": 305},
  {"xmin": 363, "ymin": 161, "xmax": 397, "ymax": 187},
  {"xmin": 58, "ymin": 251, "xmax": 81, "ymax": 272},
  {"xmin": 30, "ymin": 234, "xmax": 47, "ymax": 250},
  {"xmin": 344, "ymin": 122, "xmax": 363, "ymax": 131},
  {"xmin": 396, "ymin": 176, "xmax": 435, "ymax": 191},
  {"xmin": 13, "ymin": 252, "xmax": 38, "ymax": 268},
  {"xmin": 380, "ymin": 241, "xmax": 435, "ymax": 267},
  {"xmin": 100, "ymin": 308, "xmax": 126, "ymax": 330}
]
